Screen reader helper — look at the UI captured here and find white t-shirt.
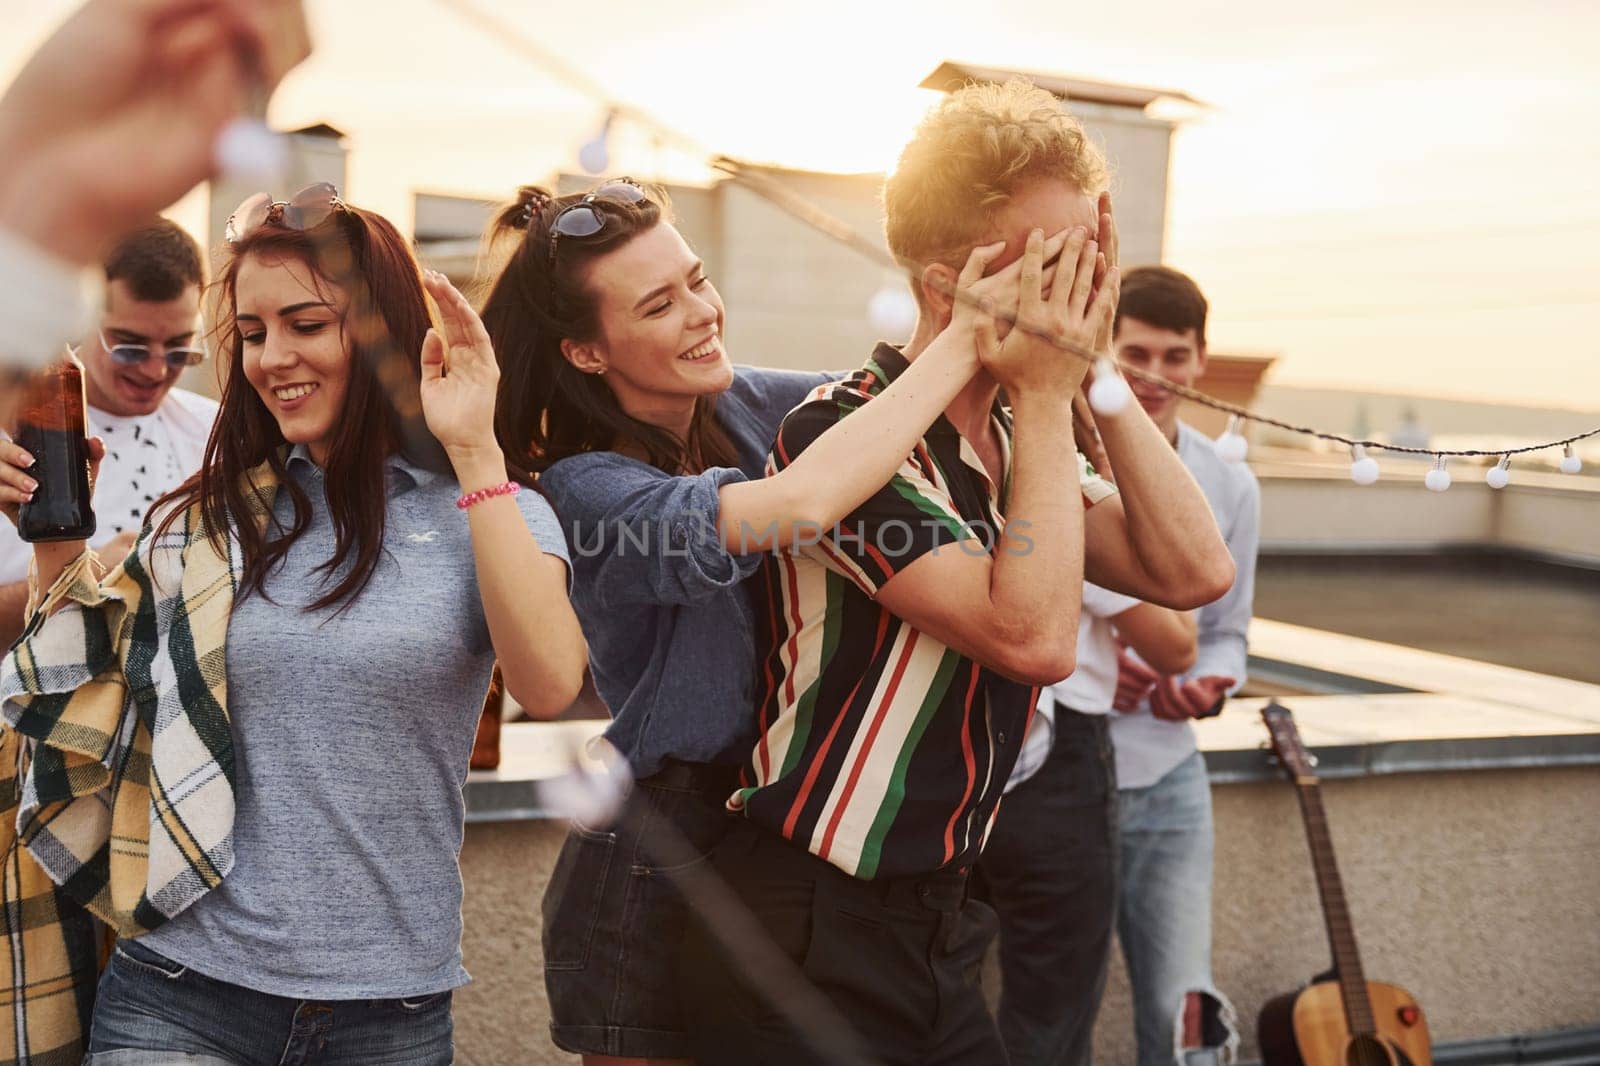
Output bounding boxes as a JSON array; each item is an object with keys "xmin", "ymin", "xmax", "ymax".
[
  {"xmin": 1005, "ymin": 581, "xmax": 1139, "ymax": 792},
  {"xmin": 0, "ymin": 387, "xmax": 217, "ymax": 583}
]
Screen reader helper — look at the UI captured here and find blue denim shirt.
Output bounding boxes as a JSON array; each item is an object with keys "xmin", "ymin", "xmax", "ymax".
[{"xmin": 540, "ymin": 366, "xmax": 834, "ymax": 779}]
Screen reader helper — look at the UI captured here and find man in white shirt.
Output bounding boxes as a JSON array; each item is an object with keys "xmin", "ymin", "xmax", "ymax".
[
  {"xmin": 1111, "ymin": 266, "xmax": 1260, "ymax": 1066},
  {"xmin": 0, "ymin": 221, "xmax": 217, "ymax": 647},
  {"xmin": 982, "ymin": 585, "xmax": 1196, "ymax": 1066}
]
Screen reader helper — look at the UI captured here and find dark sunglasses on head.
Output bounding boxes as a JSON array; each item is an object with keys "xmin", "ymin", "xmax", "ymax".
[
  {"xmin": 547, "ymin": 179, "xmax": 649, "ymax": 266},
  {"xmin": 225, "ymin": 182, "xmax": 348, "ymax": 244},
  {"xmin": 100, "ymin": 330, "xmax": 205, "ymax": 369}
]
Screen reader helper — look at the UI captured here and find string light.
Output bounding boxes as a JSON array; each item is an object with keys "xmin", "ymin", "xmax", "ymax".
[
  {"xmin": 214, "ymin": 117, "xmax": 288, "ymax": 186},
  {"xmin": 1425, "ymin": 455, "xmax": 1451, "ymax": 492},
  {"xmin": 433, "ymin": 0, "xmax": 1600, "ymax": 474},
  {"xmin": 1485, "ymin": 456, "xmax": 1511, "ymax": 489},
  {"xmin": 578, "ymin": 110, "xmax": 614, "ymax": 175},
  {"xmin": 1350, "ymin": 444, "xmax": 1381, "ymax": 485},
  {"xmin": 1215, "ymin": 415, "xmax": 1249, "ymax": 464},
  {"xmin": 1088, "ymin": 356, "xmax": 1132, "ymax": 415},
  {"xmin": 535, "ymin": 734, "xmax": 633, "ymax": 828},
  {"xmin": 867, "ymin": 285, "xmax": 918, "ymax": 337}
]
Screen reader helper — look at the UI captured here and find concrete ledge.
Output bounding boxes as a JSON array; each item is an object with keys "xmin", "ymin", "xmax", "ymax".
[{"xmin": 466, "ymin": 619, "xmax": 1600, "ymax": 819}]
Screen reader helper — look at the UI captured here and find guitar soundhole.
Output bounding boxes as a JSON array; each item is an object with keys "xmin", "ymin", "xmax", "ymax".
[{"xmin": 1346, "ymin": 1034, "xmax": 1399, "ymax": 1066}]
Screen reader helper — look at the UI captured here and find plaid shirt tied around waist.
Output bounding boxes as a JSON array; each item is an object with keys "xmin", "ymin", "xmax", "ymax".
[{"xmin": 0, "ymin": 465, "xmax": 276, "ymax": 1064}]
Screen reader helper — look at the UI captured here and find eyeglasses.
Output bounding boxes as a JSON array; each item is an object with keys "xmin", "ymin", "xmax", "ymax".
[
  {"xmin": 225, "ymin": 182, "xmax": 348, "ymax": 244},
  {"xmin": 100, "ymin": 330, "xmax": 206, "ymax": 369},
  {"xmin": 547, "ymin": 179, "xmax": 649, "ymax": 266}
]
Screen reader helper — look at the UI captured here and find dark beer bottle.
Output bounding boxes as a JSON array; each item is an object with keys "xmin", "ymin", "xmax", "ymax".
[{"xmin": 16, "ymin": 351, "xmax": 96, "ymax": 543}]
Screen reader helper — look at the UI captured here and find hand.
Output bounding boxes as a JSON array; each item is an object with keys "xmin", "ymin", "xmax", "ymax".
[
  {"xmin": 0, "ymin": 434, "xmax": 106, "ymax": 529},
  {"xmin": 946, "ymin": 228, "xmax": 1070, "ymax": 341},
  {"xmin": 0, "ymin": 0, "xmax": 309, "ymax": 265},
  {"xmin": 1113, "ymin": 646, "xmax": 1159, "ymax": 713},
  {"xmin": 419, "ymin": 271, "xmax": 505, "ymax": 483},
  {"xmin": 974, "ymin": 226, "xmax": 1119, "ymax": 401},
  {"xmin": 1149, "ymin": 674, "xmax": 1235, "ymax": 722}
]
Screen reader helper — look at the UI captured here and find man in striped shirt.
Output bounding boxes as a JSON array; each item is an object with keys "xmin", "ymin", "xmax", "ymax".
[{"xmin": 681, "ymin": 81, "xmax": 1236, "ymax": 1066}]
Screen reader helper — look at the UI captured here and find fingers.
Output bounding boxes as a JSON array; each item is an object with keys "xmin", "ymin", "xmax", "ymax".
[
  {"xmin": 1088, "ymin": 267, "xmax": 1121, "ymax": 351},
  {"xmin": 422, "ymin": 272, "xmax": 467, "ymax": 352},
  {"xmin": 1061, "ymin": 231, "xmax": 1098, "ymax": 320},
  {"xmin": 1098, "ymin": 191, "xmax": 1118, "ymax": 270},
  {"xmin": 1017, "ymin": 227, "xmax": 1046, "ymax": 318},
  {"xmin": 419, "ymin": 328, "xmax": 444, "ymax": 383},
  {"xmin": 86, "ymin": 435, "xmax": 107, "ymax": 494},
  {"xmin": 973, "ymin": 315, "xmax": 999, "ymax": 366},
  {"xmin": 956, "ymin": 240, "xmax": 1007, "ymax": 288},
  {"xmin": 1148, "ymin": 676, "xmax": 1188, "ymax": 721},
  {"xmin": 1113, "ymin": 678, "xmax": 1151, "ymax": 713},
  {"xmin": 424, "ymin": 271, "xmax": 494, "ymax": 360}
]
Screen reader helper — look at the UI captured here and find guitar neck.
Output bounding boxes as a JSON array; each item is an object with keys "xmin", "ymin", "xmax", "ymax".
[{"xmin": 1293, "ymin": 779, "xmax": 1377, "ymax": 1035}]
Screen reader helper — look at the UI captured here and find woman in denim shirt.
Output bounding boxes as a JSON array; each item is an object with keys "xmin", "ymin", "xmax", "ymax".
[{"xmin": 478, "ymin": 180, "xmax": 1038, "ymax": 1064}]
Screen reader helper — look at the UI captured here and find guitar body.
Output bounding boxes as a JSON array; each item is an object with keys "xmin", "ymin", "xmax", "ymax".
[{"xmin": 1258, "ymin": 980, "xmax": 1432, "ymax": 1066}]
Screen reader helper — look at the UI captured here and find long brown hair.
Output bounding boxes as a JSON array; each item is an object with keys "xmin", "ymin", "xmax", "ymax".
[
  {"xmin": 159, "ymin": 205, "xmax": 435, "ymax": 611},
  {"xmin": 479, "ymin": 184, "xmax": 737, "ymax": 479}
]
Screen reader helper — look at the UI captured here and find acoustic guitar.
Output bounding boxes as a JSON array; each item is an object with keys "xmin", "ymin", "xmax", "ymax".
[{"xmin": 1256, "ymin": 702, "xmax": 1432, "ymax": 1066}]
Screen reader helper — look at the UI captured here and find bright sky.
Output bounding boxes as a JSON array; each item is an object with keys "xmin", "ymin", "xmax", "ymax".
[{"xmin": 7, "ymin": 0, "xmax": 1599, "ymax": 410}]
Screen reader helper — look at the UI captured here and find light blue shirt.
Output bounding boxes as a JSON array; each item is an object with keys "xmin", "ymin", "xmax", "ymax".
[
  {"xmin": 142, "ymin": 446, "xmax": 570, "ymax": 999},
  {"xmin": 1109, "ymin": 421, "xmax": 1260, "ymax": 790}
]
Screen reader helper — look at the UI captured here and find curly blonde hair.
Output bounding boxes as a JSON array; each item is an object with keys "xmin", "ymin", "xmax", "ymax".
[{"xmin": 883, "ymin": 79, "xmax": 1109, "ymax": 278}]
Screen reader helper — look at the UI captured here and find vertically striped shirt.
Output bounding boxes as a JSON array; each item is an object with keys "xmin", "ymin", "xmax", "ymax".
[{"xmin": 731, "ymin": 344, "xmax": 1117, "ymax": 880}]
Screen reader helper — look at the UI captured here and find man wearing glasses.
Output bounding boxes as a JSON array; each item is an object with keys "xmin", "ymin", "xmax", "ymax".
[{"xmin": 0, "ymin": 220, "xmax": 216, "ymax": 647}]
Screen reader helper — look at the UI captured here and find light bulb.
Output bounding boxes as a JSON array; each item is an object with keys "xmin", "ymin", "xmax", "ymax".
[
  {"xmin": 1350, "ymin": 444, "xmax": 1380, "ymax": 485},
  {"xmin": 1215, "ymin": 415, "xmax": 1248, "ymax": 464},
  {"xmin": 215, "ymin": 117, "xmax": 288, "ymax": 186},
  {"xmin": 1560, "ymin": 444, "xmax": 1582, "ymax": 475},
  {"xmin": 578, "ymin": 112, "xmax": 614, "ymax": 175},
  {"xmin": 1485, "ymin": 456, "xmax": 1510, "ymax": 489},
  {"xmin": 1088, "ymin": 357, "xmax": 1131, "ymax": 415},
  {"xmin": 536, "ymin": 736, "xmax": 633, "ymax": 828},
  {"xmin": 867, "ymin": 285, "xmax": 918, "ymax": 338},
  {"xmin": 1424, "ymin": 455, "xmax": 1451, "ymax": 492}
]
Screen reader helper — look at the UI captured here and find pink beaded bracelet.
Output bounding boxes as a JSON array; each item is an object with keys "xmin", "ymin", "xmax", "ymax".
[{"xmin": 456, "ymin": 481, "xmax": 521, "ymax": 511}]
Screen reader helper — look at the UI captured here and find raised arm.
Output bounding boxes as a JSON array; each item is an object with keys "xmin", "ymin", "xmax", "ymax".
[
  {"xmin": 421, "ymin": 273, "xmax": 587, "ymax": 718},
  {"xmin": 1080, "ymin": 196, "xmax": 1233, "ymax": 609}
]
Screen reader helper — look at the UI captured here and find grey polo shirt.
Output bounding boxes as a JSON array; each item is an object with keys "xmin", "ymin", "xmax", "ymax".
[{"xmin": 141, "ymin": 446, "xmax": 570, "ymax": 999}]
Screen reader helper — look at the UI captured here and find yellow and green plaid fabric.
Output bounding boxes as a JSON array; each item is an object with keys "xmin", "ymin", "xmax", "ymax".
[{"xmin": 0, "ymin": 466, "xmax": 277, "ymax": 1064}]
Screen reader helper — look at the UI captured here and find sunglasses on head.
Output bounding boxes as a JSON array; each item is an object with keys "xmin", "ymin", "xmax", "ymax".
[
  {"xmin": 100, "ymin": 330, "xmax": 205, "ymax": 370},
  {"xmin": 225, "ymin": 182, "xmax": 348, "ymax": 244},
  {"xmin": 547, "ymin": 179, "xmax": 649, "ymax": 266}
]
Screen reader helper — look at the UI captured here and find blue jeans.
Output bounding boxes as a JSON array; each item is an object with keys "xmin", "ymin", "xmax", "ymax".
[
  {"xmin": 1117, "ymin": 751, "xmax": 1237, "ymax": 1066},
  {"xmin": 86, "ymin": 939, "xmax": 454, "ymax": 1065}
]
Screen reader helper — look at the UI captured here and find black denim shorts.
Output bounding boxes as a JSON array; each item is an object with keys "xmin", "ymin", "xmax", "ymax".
[{"xmin": 542, "ymin": 761, "xmax": 734, "ymax": 1059}]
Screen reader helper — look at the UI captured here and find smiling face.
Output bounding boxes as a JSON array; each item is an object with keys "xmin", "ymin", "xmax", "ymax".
[
  {"xmin": 82, "ymin": 278, "xmax": 201, "ymax": 417},
  {"xmin": 560, "ymin": 221, "xmax": 731, "ymax": 436},
  {"xmin": 1114, "ymin": 315, "xmax": 1206, "ymax": 439},
  {"xmin": 235, "ymin": 253, "xmax": 352, "ymax": 465}
]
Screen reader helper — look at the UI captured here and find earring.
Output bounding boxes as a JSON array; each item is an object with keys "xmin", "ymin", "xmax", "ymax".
[{"xmin": 594, "ymin": 367, "xmax": 607, "ymax": 376}]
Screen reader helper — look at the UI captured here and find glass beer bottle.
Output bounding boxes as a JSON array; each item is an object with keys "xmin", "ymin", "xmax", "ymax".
[{"xmin": 16, "ymin": 351, "xmax": 96, "ymax": 542}]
